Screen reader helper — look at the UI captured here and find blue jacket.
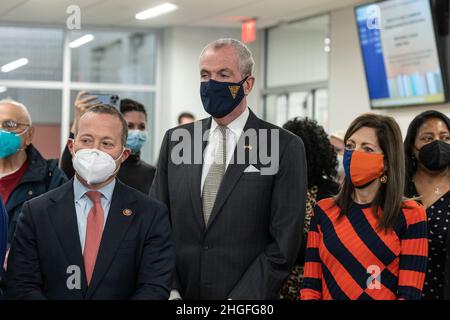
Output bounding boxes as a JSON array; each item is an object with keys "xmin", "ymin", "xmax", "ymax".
[
  {"xmin": 0, "ymin": 198, "xmax": 7, "ymax": 298},
  {"xmin": 5, "ymin": 144, "xmax": 68, "ymax": 244},
  {"xmin": 0, "ymin": 199, "xmax": 6, "ymax": 271}
]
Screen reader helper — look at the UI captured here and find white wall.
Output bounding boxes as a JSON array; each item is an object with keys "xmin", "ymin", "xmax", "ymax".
[
  {"xmin": 328, "ymin": 6, "xmax": 450, "ymax": 136},
  {"xmin": 153, "ymin": 26, "xmax": 262, "ymax": 162}
]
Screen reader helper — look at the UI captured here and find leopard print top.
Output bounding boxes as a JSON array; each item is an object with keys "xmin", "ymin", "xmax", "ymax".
[{"xmin": 279, "ymin": 186, "xmax": 318, "ymax": 300}]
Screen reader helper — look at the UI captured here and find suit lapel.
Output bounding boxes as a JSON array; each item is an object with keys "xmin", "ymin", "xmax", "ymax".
[
  {"xmin": 85, "ymin": 181, "xmax": 137, "ymax": 299},
  {"xmin": 47, "ymin": 180, "xmax": 87, "ymax": 297},
  {"xmin": 206, "ymin": 110, "xmax": 261, "ymax": 229},
  {"xmin": 189, "ymin": 117, "xmax": 211, "ymax": 230}
]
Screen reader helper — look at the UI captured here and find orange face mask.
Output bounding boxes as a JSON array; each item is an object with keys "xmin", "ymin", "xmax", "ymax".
[{"xmin": 343, "ymin": 149, "xmax": 384, "ymax": 188}]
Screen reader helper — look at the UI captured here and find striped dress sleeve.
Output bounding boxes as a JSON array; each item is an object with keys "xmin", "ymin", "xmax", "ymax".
[
  {"xmin": 300, "ymin": 204, "xmax": 323, "ymax": 300},
  {"xmin": 397, "ymin": 202, "xmax": 428, "ymax": 300}
]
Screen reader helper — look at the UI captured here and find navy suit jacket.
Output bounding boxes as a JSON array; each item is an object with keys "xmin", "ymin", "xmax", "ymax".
[
  {"xmin": 150, "ymin": 109, "xmax": 307, "ymax": 299},
  {"xmin": 6, "ymin": 179, "xmax": 175, "ymax": 300}
]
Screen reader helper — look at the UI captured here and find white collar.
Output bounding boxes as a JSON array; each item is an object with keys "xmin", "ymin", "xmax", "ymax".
[{"xmin": 210, "ymin": 107, "xmax": 250, "ymax": 138}]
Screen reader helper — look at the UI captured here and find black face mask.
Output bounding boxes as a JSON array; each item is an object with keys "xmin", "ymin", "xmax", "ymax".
[{"xmin": 418, "ymin": 140, "xmax": 450, "ymax": 171}]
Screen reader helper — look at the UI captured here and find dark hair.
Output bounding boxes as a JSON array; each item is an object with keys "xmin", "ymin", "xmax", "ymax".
[
  {"xmin": 77, "ymin": 104, "xmax": 128, "ymax": 146},
  {"xmin": 283, "ymin": 117, "xmax": 337, "ymax": 188},
  {"xmin": 334, "ymin": 113, "xmax": 405, "ymax": 231},
  {"xmin": 120, "ymin": 98, "xmax": 147, "ymax": 120},
  {"xmin": 404, "ymin": 110, "xmax": 450, "ymax": 196},
  {"xmin": 178, "ymin": 112, "xmax": 195, "ymax": 124}
]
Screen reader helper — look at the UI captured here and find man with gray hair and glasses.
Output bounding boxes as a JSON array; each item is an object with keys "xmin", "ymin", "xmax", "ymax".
[
  {"xmin": 0, "ymin": 99, "xmax": 67, "ymax": 246},
  {"xmin": 151, "ymin": 38, "xmax": 307, "ymax": 299}
]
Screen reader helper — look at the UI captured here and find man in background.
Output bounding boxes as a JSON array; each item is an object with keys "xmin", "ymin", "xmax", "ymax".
[
  {"xmin": 177, "ymin": 112, "xmax": 195, "ymax": 125},
  {"xmin": 0, "ymin": 99, "xmax": 67, "ymax": 244}
]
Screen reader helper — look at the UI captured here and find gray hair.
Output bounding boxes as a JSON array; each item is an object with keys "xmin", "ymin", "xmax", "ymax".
[
  {"xmin": 200, "ymin": 38, "xmax": 254, "ymax": 78},
  {"xmin": 0, "ymin": 98, "xmax": 32, "ymax": 125}
]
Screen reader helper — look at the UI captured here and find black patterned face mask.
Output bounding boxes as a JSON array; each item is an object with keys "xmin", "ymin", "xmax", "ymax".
[
  {"xmin": 419, "ymin": 140, "xmax": 450, "ymax": 171},
  {"xmin": 200, "ymin": 77, "xmax": 248, "ymax": 118}
]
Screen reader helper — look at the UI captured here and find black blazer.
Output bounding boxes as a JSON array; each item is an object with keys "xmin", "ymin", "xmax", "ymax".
[
  {"xmin": 6, "ymin": 179, "xmax": 175, "ymax": 300},
  {"xmin": 150, "ymin": 109, "xmax": 307, "ymax": 299}
]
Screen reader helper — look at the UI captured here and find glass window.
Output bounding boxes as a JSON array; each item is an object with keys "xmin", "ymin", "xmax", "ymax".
[
  {"xmin": 0, "ymin": 25, "xmax": 159, "ymax": 163},
  {"xmin": 264, "ymin": 89, "xmax": 329, "ymax": 131},
  {"xmin": 0, "ymin": 27, "xmax": 63, "ymax": 81},
  {"xmin": 266, "ymin": 15, "xmax": 329, "ymax": 87},
  {"xmin": 70, "ymin": 31, "xmax": 157, "ymax": 85},
  {"xmin": 0, "ymin": 88, "xmax": 62, "ymax": 125}
]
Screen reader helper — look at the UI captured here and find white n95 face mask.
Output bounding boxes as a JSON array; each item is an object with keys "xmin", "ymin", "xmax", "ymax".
[{"xmin": 72, "ymin": 148, "xmax": 122, "ymax": 184}]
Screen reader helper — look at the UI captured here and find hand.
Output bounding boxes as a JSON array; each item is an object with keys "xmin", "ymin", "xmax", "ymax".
[{"xmin": 71, "ymin": 91, "xmax": 100, "ymax": 133}]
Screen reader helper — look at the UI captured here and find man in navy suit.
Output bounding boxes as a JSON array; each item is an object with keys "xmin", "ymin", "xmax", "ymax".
[{"xmin": 6, "ymin": 104, "xmax": 175, "ymax": 300}]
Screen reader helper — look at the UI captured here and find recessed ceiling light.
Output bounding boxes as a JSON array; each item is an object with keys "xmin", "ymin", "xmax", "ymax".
[
  {"xmin": 136, "ymin": 3, "xmax": 178, "ymax": 20},
  {"xmin": 1, "ymin": 58, "xmax": 29, "ymax": 73},
  {"xmin": 69, "ymin": 34, "xmax": 94, "ymax": 48},
  {"xmin": 0, "ymin": 86, "xmax": 7, "ymax": 93}
]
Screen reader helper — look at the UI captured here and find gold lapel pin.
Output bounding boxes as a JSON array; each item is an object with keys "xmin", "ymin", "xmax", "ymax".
[{"xmin": 122, "ymin": 209, "xmax": 133, "ymax": 217}]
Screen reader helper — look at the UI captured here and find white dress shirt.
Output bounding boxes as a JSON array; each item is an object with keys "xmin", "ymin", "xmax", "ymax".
[
  {"xmin": 200, "ymin": 107, "xmax": 250, "ymax": 193},
  {"xmin": 73, "ymin": 176, "xmax": 115, "ymax": 253}
]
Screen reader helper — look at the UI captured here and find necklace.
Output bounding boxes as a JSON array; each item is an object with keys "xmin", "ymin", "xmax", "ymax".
[{"xmin": 413, "ymin": 169, "xmax": 450, "ymax": 197}]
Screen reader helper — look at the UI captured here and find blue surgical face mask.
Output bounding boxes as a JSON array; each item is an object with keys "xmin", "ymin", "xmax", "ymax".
[
  {"xmin": 0, "ymin": 129, "xmax": 25, "ymax": 159},
  {"xmin": 200, "ymin": 76, "xmax": 248, "ymax": 118},
  {"xmin": 126, "ymin": 130, "xmax": 148, "ymax": 154}
]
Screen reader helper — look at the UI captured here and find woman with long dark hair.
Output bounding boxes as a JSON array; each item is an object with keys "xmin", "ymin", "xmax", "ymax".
[
  {"xmin": 300, "ymin": 113, "xmax": 428, "ymax": 300},
  {"xmin": 280, "ymin": 117, "xmax": 339, "ymax": 300},
  {"xmin": 404, "ymin": 110, "xmax": 450, "ymax": 300}
]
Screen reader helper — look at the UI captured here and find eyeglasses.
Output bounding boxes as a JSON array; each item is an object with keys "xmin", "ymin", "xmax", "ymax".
[{"xmin": 0, "ymin": 119, "xmax": 31, "ymax": 133}]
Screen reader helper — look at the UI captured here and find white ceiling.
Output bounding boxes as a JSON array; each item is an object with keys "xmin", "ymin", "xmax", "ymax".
[{"xmin": 0, "ymin": 0, "xmax": 367, "ymax": 29}]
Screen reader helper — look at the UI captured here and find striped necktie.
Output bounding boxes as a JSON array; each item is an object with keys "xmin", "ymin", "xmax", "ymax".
[{"xmin": 202, "ymin": 125, "xmax": 227, "ymax": 226}]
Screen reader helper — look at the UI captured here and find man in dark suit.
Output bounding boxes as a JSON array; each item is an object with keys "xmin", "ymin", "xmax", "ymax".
[
  {"xmin": 6, "ymin": 105, "xmax": 175, "ymax": 300},
  {"xmin": 150, "ymin": 38, "xmax": 307, "ymax": 300}
]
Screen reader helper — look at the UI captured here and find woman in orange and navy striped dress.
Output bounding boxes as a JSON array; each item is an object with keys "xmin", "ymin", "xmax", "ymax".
[{"xmin": 300, "ymin": 114, "xmax": 428, "ymax": 300}]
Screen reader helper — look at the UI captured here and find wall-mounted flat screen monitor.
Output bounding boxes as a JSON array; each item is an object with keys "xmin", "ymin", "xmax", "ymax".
[{"xmin": 355, "ymin": 0, "xmax": 448, "ymax": 108}]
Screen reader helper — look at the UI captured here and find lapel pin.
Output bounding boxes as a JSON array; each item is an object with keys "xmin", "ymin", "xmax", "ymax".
[
  {"xmin": 122, "ymin": 209, "xmax": 133, "ymax": 217},
  {"xmin": 244, "ymin": 145, "xmax": 253, "ymax": 150}
]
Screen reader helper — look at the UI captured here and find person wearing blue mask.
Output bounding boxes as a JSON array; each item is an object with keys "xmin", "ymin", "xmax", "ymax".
[
  {"xmin": 60, "ymin": 95, "xmax": 155, "ymax": 194},
  {"xmin": 0, "ymin": 99, "xmax": 67, "ymax": 246},
  {"xmin": 118, "ymin": 99, "xmax": 156, "ymax": 193}
]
